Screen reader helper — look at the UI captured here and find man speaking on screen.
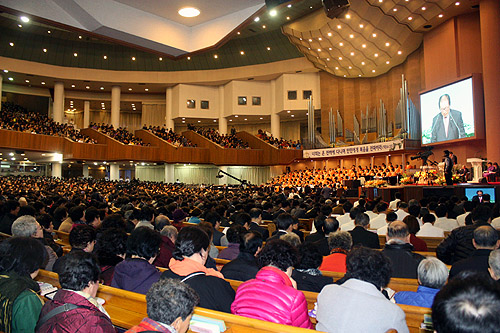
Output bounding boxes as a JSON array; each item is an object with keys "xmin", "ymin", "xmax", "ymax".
[{"xmin": 430, "ymin": 94, "xmax": 466, "ymax": 143}]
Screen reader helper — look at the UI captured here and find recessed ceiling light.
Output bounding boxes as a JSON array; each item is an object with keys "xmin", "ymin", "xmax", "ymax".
[
  {"xmin": 8, "ymin": 77, "xmax": 13, "ymax": 81},
  {"xmin": 240, "ymin": 51, "xmax": 245, "ymax": 55},
  {"xmin": 267, "ymin": 47, "xmax": 271, "ymax": 51},
  {"xmin": 260, "ymin": 117, "xmax": 263, "ymax": 120},
  {"xmin": 408, "ymin": 16, "xmax": 413, "ymax": 20},
  {"xmin": 25, "ymin": 79, "xmax": 29, "ymax": 83},
  {"xmin": 348, "ymin": 66, "xmax": 352, "ymax": 69},
  {"xmin": 326, "ymin": 58, "xmax": 330, "ymax": 61},
  {"xmin": 318, "ymin": 37, "xmax": 322, "ymax": 41},
  {"xmin": 47, "ymin": 30, "xmax": 51, "ymax": 34},
  {"xmin": 235, "ymin": 115, "xmax": 239, "ymax": 118},
  {"xmin": 362, "ymin": 44, "xmax": 366, "ymax": 48},
  {"xmin": 359, "ymin": 24, "xmax": 364, "ymax": 28},
  {"xmin": 421, "ymin": 7, "xmax": 426, "ymax": 10},
  {"xmin": 237, "ymin": 32, "xmax": 241, "ymax": 35},
  {"xmin": 9, "ymin": 42, "xmax": 14, "ymax": 47},
  {"xmin": 343, "ymin": 75, "xmax": 346, "ymax": 77},
  {"xmin": 159, "ymin": 57, "xmax": 163, "ymax": 61},
  {"xmin": 41, "ymin": 82, "xmax": 45, "ymax": 85},
  {"xmin": 398, "ymin": 50, "xmax": 402, "ymax": 55},
  {"xmin": 3, "ymin": 70, "xmax": 8, "ymax": 73},
  {"xmin": 128, "ymin": 88, "xmax": 132, "ymax": 91},
  {"xmin": 145, "ymin": 88, "xmax": 149, "ymax": 91},
  {"xmin": 178, "ymin": 7, "xmax": 200, "ymax": 17},
  {"xmin": 270, "ymin": 9, "xmax": 277, "ymax": 16},
  {"xmin": 287, "ymin": 4, "xmax": 292, "ymax": 8},
  {"xmin": 198, "ymin": 120, "xmax": 201, "ymax": 123},
  {"xmin": 229, "ymin": 119, "xmax": 232, "ymax": 122},
  {"xmin": 214, "ymin": 55, "xmax": 218, "ymax": 59},
  {"xmin": 308, "ymin": 39, "xmax": 312, "ymax": 42},
  {"xmin": 244, "ymin": 118, "xmax": 248, "ymax": 121},
  {"xmin": 338, "ymin": 57, "xmax": 343, "ymax": 60},
  {"xmin": 385, "ymin": 42, "xmax": 390, "ymax": 46},
  {"xmin": 131, "ymin": 57, "xmax": 136, "ymax": 61},
  {"xmin": 386, "ymin": 61, "xmax": 390, "ymax": 64},
  {"xmin": 337, "ymin": 25, "xmax": 341, "ymax": 29},
  {"xmin": 100, "ymin": 87, "xmax": 104, "ymax": 90},
  {"xmin": 286, "ymin": 16, "xmax": 290, "ymax": 20},
  {"xmin": 86, "ymin": 86, "xmax": 90, "ymax": 89},
  {"xmin": 262, "ymin": 25, "xmax": 266, "ymax": 29},
  {"xmin": 254, "ymin": 17, "xmax": 260, "ymax": 22},
  {"xmin": 345, "ymin": 14, "xmax": 351, "ymax": 19},
  {"xmin": 372, "ymin": 69, "xmax": 376, "ymax": 73},
  {"xmin": 455, "ymin": 2, "xmax": 460, "ymax": 5},
  {"xmin": 18, "ymin": 24, "xmax": 22, "ymax": 28},
  {"xmin": 339, "ymin": 42, "xmax": 343, "ymax": 46},
  {"xmin": 393, "ymin": 8, "xmax": 398, "ymax": 12},
  {"xmin": 349, "ymin": 34, "xmax": 354, "ymax": 38},
  {"xmin": 327, "ymin": 32, "xmax": 332, "ymax": 37},
  {"xmin": 335, "ymin": 67, "xmax": 339, "ymax": 70},
  {"xmin": 361, "ymin": 62, "xmax": 365, "ymax": 65},
  {"xmin": 73, "ymin": 53, "xmax": 78, "ymax": 57},
  {"xmin": 438, "ymin": 14, "xmax": 444, "ymax": 18},
  {"xmin": 372, "ymin": 33, "xmax": 377, "ymax": 37},
  {"xmin": 43, "ymin": 48, "xmax": 47, "ymax": 52},
  {"xmin": 317, "ymin": 48, "xmax": 321, "ymax": 52},
  {"xmin": 20, "ymin": 16, "xmax": 29, "ymax": 23},
  {"xmin": 374, "ymin": 53, "xmax": 379, "ymax": 57},
  {"xmin": 187, "ymin": 56, "xmax": 191, "ymax": 60},
  {"xmin": 71, "ymin": 84, "xmax": 75, "ymax": 88},
  {"xmin": 350, "ymin": 52, "xmax": 355, "ymax": 56}
]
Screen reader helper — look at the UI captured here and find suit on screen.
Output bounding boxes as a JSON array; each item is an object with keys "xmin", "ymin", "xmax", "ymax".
[{"xmin": 430, "ymin": 109, "xmax": 466, "ymax": 143}]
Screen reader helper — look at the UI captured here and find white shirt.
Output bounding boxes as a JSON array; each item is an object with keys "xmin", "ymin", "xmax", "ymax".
[
  {"xmin": 389, "ymin": 199, "xmax": 400, "ymax": 210},
  {"xmin": 416, "ymin": 223, "xmax": 445, "ymax": 237},
  {"xmin": 377, "ymin": 224, "xmax": 388, "ymax": 235},
  {"xmin": 443, "ymin": 115, "xmax": 450, "ymax": 137},
  {"xmin": 336, "ymin": 214, "xmax": 352, "ymax": 226},
  {"xmin": 340, "ymin": 220, "xmax": 355, "ymax": 232},
  {"xmin": 457, "ymin": 212, "xmax": 470, "ymax": 227},
  {"xmin": 370, "ymin": 214, "xmax": 387, "ymax": 229},
  {"xmin": 395, "ymin": 210, "xmax": 409, "ymax": 222},
  {"xmin": 366, "ymin": 211, "xmax": 378, "ymax": 220},
  {"xmin": 434, "ymin": 217, "xmax": 459, "ymax": 232}
]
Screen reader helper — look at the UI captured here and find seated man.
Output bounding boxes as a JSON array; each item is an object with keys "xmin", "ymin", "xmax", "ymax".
[
  {"xmin": 126, "ymin": 279, "xmax": 199, "ymax": 333},
  {"xmin": 310, "ymin": 217, "xmax": 339, "ymax": 256},
  {"xmin": 432, "ymin": 272, "xmax": 500, "ymax": 333},
  {"xmin": 376, "ymin": 212, "xmax": 398, "ymax": 236},
  {"xmin": 394, "ymin": 257, "xmax": 449, "ymax": 308},
  {"xmin": 319, "ymin": 231, "xmax": 352, "ymax": 273},
  {"xmin": 53, "ymin": 224, "xmax": 96, "ymax": 273},
  {"xmin": 417, "ymin": 213, "xmax": 445, "ymax": 237},
  {"xmin": 449, "ymin": 225, "xmax": 499, "ymax": 279},
  {"xmin": 434, "ymin": 205, "xmax": 459, "ymax": 232},
  {"xmin": 349, "ymin": 212, "xmax": 380, "ymax": 249},
  {"xmin": 316, "ymin": 247, "xmax": 409, "ymax": 333},
  {"xmin": 221, "ymin": 231, "xmax": 263, "ymax": 281},
  {"xmin": 382, "ymin": 221, "xmax": 425, "ymax": 278},
  {"xmin": 489, "ymin": 249, "xmax": 500, "ymax": 280},
  {"xmin": 36, "ymin": 251, "xmax": 114, "ymax": 332}
]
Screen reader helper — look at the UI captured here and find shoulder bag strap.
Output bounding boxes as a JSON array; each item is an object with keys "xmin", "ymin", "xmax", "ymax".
[{"xmin": 35, "ymin": 303, "xmax": 85, "ymax": 331}]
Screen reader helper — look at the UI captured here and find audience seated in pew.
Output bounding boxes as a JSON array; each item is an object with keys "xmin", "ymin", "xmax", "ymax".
[
  {"xmin": 91, "ymin": 122, "xmax": 149, "ymax": 146},
  {"xmin": 0, "ymin": 237, "xmax": 45, "ymax": 333},
  {"xmin": 417, "ymin": 213, "xmax": 445, "ymax": 237},
  {"xmin": 125, "ymin": 279, "xmax": 199, "ymax": 333},
  {"xmin": 36, "ymin": 251, "xmax": 114, "ymax": 332},
  {"xmin": 144, "ymin": 125, "xmax": 196, "ymax": 148},
  {"xmin": 349, "ymin": 212, "xmax": 380, "ymax": 249},
  {"xmin": 218, "ymin": 224, "xmax": 246, "ymax": 260},
  {"xmin": 292, "ymin": 243, "xmax": 333, "ymax": 293},
  {"xmin": 220, "ymin": 231, "xmax": 262, "ymax": 282},
  {"xmin": 0, "ymin": 199, "xmax": 20, "ymax": 234},
  {"xmin": 94, "ymin": 227, "xmax": 128, "ymax": 285},
  {"xmin": 404, "ymin": 215, "xmax": 429, "ymax": 252},
  {"xmin": 231, "ymin": 239, "xmax": 312, "ymax": 329},
  {"xmin": 317, "ymin": 247, "xmax": 409, "ymax": 333},
  {"xmin": 376, "ymin": 211, "xmax": 398, "ymax": 236},
  {"xmin": 319, "ymin": 231, "xmax": 352, "ymax": 273},
  {"xmin": 153, "ymin": 225, "xmax": 178, "ymax": 269},
  {"xmin": 394, "ymin": 257, "xmax": 449, "ymax": 308},
  {"xmin": 37, "ymin": 213, "xmax": 63, "ymax": 257},
  {"xmin": 161, "ymin": 226, "xmax": 235, "ymax": 313},
  {"xmin": 53, "ymin": 224, "xmax": 96, "ymax": 274},
  {"xmin": 188, "ymin": 124, "xmax": 250, "ymax": 149},
  {"xmin": 111, "ymin": 227, "xmax": 162, "ymax": 294},
  {"xmin": 432, "ymin": 272, "xmax": 500, "ymax": 333}
]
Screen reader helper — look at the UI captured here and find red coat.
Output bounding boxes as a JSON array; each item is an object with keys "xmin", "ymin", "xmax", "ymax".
[
  {"xmin": 153, "ymin": 235, "xmax": 175, "ymax": 268},
  {"xmin": 36, "ymin": 289, "xmax": 115, "ymax": 333},
  {"xmin": 231, "ymin": 266, "xmax": 312, "ymax": 329},
  {"xmin": 410, "ymin": 234, "xmax": 428, "ymax": 252},
  {"xmin": 319, "ymin": 252, "xmax": 347, "ymax": 273}
]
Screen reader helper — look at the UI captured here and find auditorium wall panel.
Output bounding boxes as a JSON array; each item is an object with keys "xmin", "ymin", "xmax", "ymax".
[
  {"xmin": 224, "ymin": 81, "xmax": 271, "ymax": 117},
  {"xmin": 172, "ymin": 84, "xmax": 219, "ymax": 119},
  {"xmin": 142, "ymin": 104, "xmax": 166, "ymax": 127}
]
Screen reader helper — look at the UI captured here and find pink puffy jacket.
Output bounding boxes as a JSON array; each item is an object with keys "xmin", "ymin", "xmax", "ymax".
[{"xmin": 231, "ymin": 266, "xmax": 313, "ymax": 329}]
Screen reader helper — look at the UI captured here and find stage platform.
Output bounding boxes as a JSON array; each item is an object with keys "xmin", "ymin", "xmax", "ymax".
[{"xmin": 360, "ymin": 183, "xmax": 500, "ymax": 203}]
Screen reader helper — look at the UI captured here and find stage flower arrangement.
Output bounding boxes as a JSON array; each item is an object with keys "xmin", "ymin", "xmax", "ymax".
[
  {"xmin": 400, "ymin": 175, "xmax": 413, "ymax": 185},
  {"xmin": 435, "ymin": 176, "xmax": 446, "ymax": 185},
  {"xmin": 364, "ymin": 180, "xmax": 388, "ymax": 188},
  {"xmin": 415, "ymin": 169, "xmax": 439, "ymax": 185}
]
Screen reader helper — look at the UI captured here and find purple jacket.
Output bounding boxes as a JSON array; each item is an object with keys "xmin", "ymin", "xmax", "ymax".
[
  {"xmin": 111, "ymin": 258, "xmax": 161, "ymax": 294},
  {"xmin": 153, "ymin": 236, "xmax": 175, "ymax": 268},
  {"xmin": 218, "ymin": 243, "xmax": 240, "ymax": 260},
  {"xmin": 36, "ymin": 289, "xmax": 114, "ymax": 332},
  {"xmin": 231, "ymin": 266, "xmax": 312, "ymax": 329}
]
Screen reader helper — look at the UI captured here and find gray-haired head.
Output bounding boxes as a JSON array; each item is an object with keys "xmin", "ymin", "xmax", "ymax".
[
  {"xmin": 161, "ymin": 225, "xmax": 178, "ymax": 241},
  {"xmin": 11, "ymin": 215, "xmax": 38, "ymax": 237},
  {"xmin": 328, "ymin": 231, "xmax": 352, "ymax": 252},
  {"xmin": 418, "ymin": 257, "xmax": 449, "ymax": 289},
  {"xmin": 155, "ymin": 214, "xmax": 171, "ymax": 231},
  {"xmin": 489, "ymin": 249, "xmax": 500, "ymax": 280},
  {"xmin": 280, "ymin": 233, "xmax": 301, "ymax": 248}
]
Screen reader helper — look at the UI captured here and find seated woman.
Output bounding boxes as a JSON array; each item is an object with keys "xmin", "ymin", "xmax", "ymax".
[
  {"xmin": 231, "ymin": 239, "xmax": 313, "ymax": 329},
  {"xmin": 292, "ymin": 242, "xmax": 333, "ymax": 292},
  {"xmin": 161, "ymin": 226, "xmax": 235, "ymax": 313},
  {"xmin": 0, "ymin": 237, "xmax": 45, "ymax": 333},
  {"xmin": 394, "ymin": 257, "xmax": 449, "ymax": 308},
  {"xmin": 36, "ymin": 251, "xmax": 115, "ymax": 332},
  {"xmin": 404, "ymin": 215, "xmax": 428, "ymax": 252},
  {"xmin": 94, "ymin": 228, "xmax": 128, "ymax": 285},
  {"xmin": 111, "ymin": 226, "xmax": 162, "ymax": 294},
  {"xmin": 319, "ymin": 231, "xmax": 352, "ymax": 273}
]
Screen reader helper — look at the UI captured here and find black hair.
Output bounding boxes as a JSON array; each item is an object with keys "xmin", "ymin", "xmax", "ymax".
[
  {"xmin": 345, "ymin": 247, "xmax": 392, "ymax": 289},
  {"xmin": 349, "ymin": 207, "xmax": 361, "ymax": 220},
  {"xmin": 408, "ymin": 205, "xmax": 420, "ymax": 217},
  {"xmin": 234, "ymin": 213, "xmax": 251, "ymax": 226},
  {"xmin": 101, "ymin": 213, "xmax": 127, "ymax": 231},
  {"xmin": 324, "ymin": 217, "xmax": 339, "ymax": 234},
  {"xmin": 53, "ymin": 207, "xmax": 68, "ymax": 229},
  {"xmin": 432, "ymin": 272, "xmax": 500, "ymax": 333},
  {"xmin": 387, "ymin": 221, "xmax": 409, "ymax": 239},
  {"xmin": 37, "ymin": 213, "xmax": 53, "ymax": 229},
  {"xmin": 422, "ymin": 213, "xmax": 436, "ymax": 223},
  {"xmin": 354, "ymin": 212, "xmax": 370, "ymax": 227},
  {"xmin": 403, "ymin": 215, "xmax": 420, "ymax": 234},
  {"xmin": 4, "ymin": 200, "xmax": 19, "ymax": 214},
  {"xmin": 18, "ymin": 205, "xmax": 36, "ymax": 217},
  {"xmin": 386, "ymin": 212, "xmax": 398, "ymax": 222},
  {"xmin": 471, "ymin": 205, "xmax": 492, "ymax": 223},
  {"xmin": 435, "ymin": 205, "xmax": 448, "ymax": 218},
  {"xmin": 127, "ymin": 226, "xmax": 162, "ymax": 260},
  {"xmin": 204, "ymin": 212, "xmax": 221, "ymax": 227},
  {"xmin": 276, "ymin": 213, "xmax": 294, "ymax": 231},
  {"xmin": 147, "ymin": 279, "xmax": 199, "ymax": 325},
  {"xmin": 84, "ymin": 207, "xmax": 100, "ymax": 225},
  {"xmin": 257, "ymin": 239, "xmax": 298, "ymax": 271},
  {"xmin": 95, "ymin": 228, "xmax": 128, "ymax": 260},
  {"xmin": 226, "ymin": 224, "xmax": 247, "ymax": 244},
  {"xmin": 473, "ymin": 226, "xmax": 499, "ymax": 248},
  {"xmin": 140, "ymin": 206, "xmax": 155, "ymax": 221},
  {"xmin": 0, "ymin": 237, "xmax": 45, "ymax": 277},
  {"xmin": 172, "ymin": 226, "xmax": 209, "ymax": 260},
  {"xmin": 69, "ymin": 205, "xmax": 85, "ymax": 222},
  {"xmin": 69, "ymin": 224, "xmax": 97, "ymax": 249},
  {"xmin": 249, "ymin": 208, "xmax": 262, "ymax": 219},
  {"xmin": 58, "ymin": 251, "xmax": 100, "ymax": 291},
  {"xmin": 438, "ymin": 94, "xmax": 451, "ymax": 107},
  {"xmin": 240, "ymin": 231, "xmax": 263, "ymax": 255},
  {"xmin": 296, "ymin": 242, "xmax": 323, "ymax": 270}
]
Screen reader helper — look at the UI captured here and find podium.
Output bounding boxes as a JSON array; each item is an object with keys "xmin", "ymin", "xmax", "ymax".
[{"xmin": 467, "ymin": 158, "xmax": 485, "ymax": 183}]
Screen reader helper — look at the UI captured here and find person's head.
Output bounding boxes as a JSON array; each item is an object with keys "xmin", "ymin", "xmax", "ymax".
[
  {"xmin": 276, "ymin": 213, "xmax": 294, "ymax": 232},
  {"xmin": 140, "ymin": 206, "xmax": 155, "ymax": 222},
  {"xmin": 354, "ymin": 212, "xmax": 370, "ymax": 228},
  {"xmin": 161, "ymin": 225, "xmax": 178, "ymax": 244},
  {"xmin": 473, "ymin": 225, "xmax": 499, "ymax": 250},
  {"xmin": 280, "ymin": 233, "xmax": 301, "ymax": 247},
  {"xmin": 155, "ymin": 214, "xmax": 170, "ymax": 231},
  {"xmin": 386, "ymin": 212, "xmax": 398, "ymax": 223},
  {"xmin": 69, "ymin": 205, "xmax": 85, "ymax": 222},
  {"xmin": 257, "ymin": 239, "xmax": 298, "ymax": 274},
  {"xmin": 11, "ymin": 215, "xmax": 43, "ymax": 238},
  {"xmin": 432, "ymin": 272, "xmax": 500, "ymax": 333},
  {"xmin": 296, "ymin": 242, "xmax": 323, "ymax": 270},
  {"xmin": 417, "ymin": 257, "xmax": 449, "ymax": 289},
  {"xmin": 349, "ymin": 207, "xmax": 361, "ymax": 220},
  {"xmin": 403, "ymin": 215, "xmax": 420, "ymax": 235},
  {"xmin": 471, "ymin": 204, "xmax": 492, "ymax": 224},
  {"xmin": 387, "ymin": 221, "xmax": 410, "ymax": 243},
  {"xmin": 376, "ymin": 202, "xmax": 388, "ymax": 214},
  {"xmin": 84, "ymin": 207, "xmax": 101, "ymax": 228},
  {"xmin": 94, "ymin": 227, "xmax": 128, "ymax": 259},
  {"xmin": 422, "ymin": 213, "xmax": 436, "ymax": 224},
  {"xmin": 53, "ymin": 206, "xmax": 68, "ymax": 224},
  {"xmin": 324, "ymin": 217, "xmax": 339, "ymax": 234},
  {"xmin": 488, "ymin": 249, "xmax": 500, "ymax": 280},
  {"xmin": 438, "ymin": 94, "xmax": 451, "ymax": 118},
  {"xmin": 57, "ymin": 251, "xmax": 101, "ymax": 297},
  {"xmin": 226, "ymin": 224, "xmax": 247, "ymax": 244},
  {"xmin": 69, "ymin": 224, "xmax": 97, "ymax": 252},
  {"xmin": 234, "ymin": 213, "xmax": 251, "ymax": 229},
  {"xmin": 127, "ymin": 226, "xmax": 162, "ymax": 263},
  {"xmin": 0, "ymin": 237, "xmax": 45, "ymax": 278},
  {"xmin": 239, "ymin": 231, "xmax": 263, "ymax": 256},
  {"xmin": 4, "ymin": 200, "xmax": 20, "ymax": 215},
  {"xmin": 435, "ymin": 205, "xmax": 448, "ymax": 218},
  {"xmin": 37, "ymin": 213, "xmax": 54, "ymax": 232},
  {"xmin": 327, "ymin": 231, "xmax": 352, "ymax": 253},
  {"xmin": 146, "ymin": 279, "xmax": 199, "ymax": 333},
  {"xmin": 172, "ymin": 226, "xmax": 210, "ymax": 263},
  {"xmin": 345, "ymin": 247, "xmax": 392, "ymax": 290},
  {"xmin": 477, "ymin": 190, "xmax": 484, "ymax": 197},
  {"xmin": 249, "ymin": 208, "xmax": 262, "ymax": 223}
]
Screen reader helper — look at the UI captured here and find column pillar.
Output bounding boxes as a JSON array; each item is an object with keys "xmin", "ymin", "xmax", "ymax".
[
  {"xmin": 83, "ymin": 101, "xmax": 90, "ymax": 128},
  {"xmin": 270, "ymin": 80, "xmax": 280, "ymax": 138},
  {"xmin": 111, "ymin": 86, "xmax": 121, "ymax": 128},
  {"xmin": 53, "ymin": 82, "xmax": 64, "ymax": 124},
  {"xmin": 165, "ymin": 87, "xmax": 174, "ymax": 130},
  {"xmin": 82, "ymin": 164, "xmax": 89, "ymax": 178},
  {"xmin": 371, "ymin": 156, "xmax": 374, "ymax": 168},
  {"xmin": 402, "ymin": 154, "xmax": 406, "ymax": 169},
  {"xmin": 355, "ymin": 158, "xmax": 359, "ymax": 167},
  {"xmin": 110, "ymin": 164, "xmax": 119, "ymax": 181},
  {"xmin": 0, "ymin": 75, "xmax": 3, "ymax": 111},
  {"xmin": 165, "ymin": 164, "xmax": 175, "ymax": 183},
  {"xmin": 51, "ymin": 163, "xmax": 62, "ymax": 178},
  {"xmin": 218, "ymin": 86, "xmax": 227, "ymax": 135},
  {"xmin": 480, "ymin": 0, "xmax": 500, "ymax": 163},
  {"xmin": 385, "ymin": 155, "xmax": 389, "ymax": 165}
]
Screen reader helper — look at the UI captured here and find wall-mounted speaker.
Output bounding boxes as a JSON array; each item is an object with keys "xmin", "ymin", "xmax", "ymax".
[{"xmin": 322, "ymin": 0, "xmax": 350, "ymax": 19}]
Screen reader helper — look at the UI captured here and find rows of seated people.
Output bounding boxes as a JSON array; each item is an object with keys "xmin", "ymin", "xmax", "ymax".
[
  {"xmin": 143, "ymin": 125, "xmax": 196, "ymax": 147},
  {"xmin": 270, "ymin": 164, "xmax": 407, "ymax": 188},
  {"xmin": 187, "ymin": 124, "xmax": 250, "ymax": 149},
  {"xmin": 256, "ymin": 129, "xmax": 302, "ymax": 149},
  {"xmin": 0, "ymin": 102, "xmax": 97, "ymax": 143},
  {"xmin": 1, "ymin": 175, "xmax": 500, "ymax": 332},
  {"xmin": 90, "ymin": 122, "xmax": 150, "ymax": 146}
]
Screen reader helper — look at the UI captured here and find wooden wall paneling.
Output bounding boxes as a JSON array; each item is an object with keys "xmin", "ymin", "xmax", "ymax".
[
  {"xmin": 456, "ymin": 13, "xmax": 482, "ymax": 77},
  {"xmin": 343, "ymin": 80, "xmax": 355, "ymax": 142},
  {"xmin": 236, "ymin": 131, "xmax": 303, "ymax": 165}
]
